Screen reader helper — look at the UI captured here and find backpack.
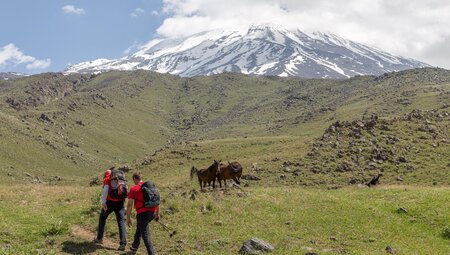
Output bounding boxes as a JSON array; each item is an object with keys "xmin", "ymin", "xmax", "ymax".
[
  {"xmin": 140, "ymin": 181, "xmax": 160, "ymax": 208},
  {"xmin": 109, "ymin": 170, "xmax": 128, "ymax": 199}
]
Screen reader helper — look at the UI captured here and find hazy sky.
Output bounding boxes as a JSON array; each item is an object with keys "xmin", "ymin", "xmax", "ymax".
[{"xmin": 1, "ymin": 0, "xmax": 449, "ymax": 73}]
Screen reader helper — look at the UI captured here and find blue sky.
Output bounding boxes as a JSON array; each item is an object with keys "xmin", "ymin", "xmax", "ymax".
[
  {"xmin": 0, "ymin": 0, "xmax": 165, "ymax": 73},
  {"xmin": 1, "ymin": 0, "xmax": 449, "ymax": 73}
]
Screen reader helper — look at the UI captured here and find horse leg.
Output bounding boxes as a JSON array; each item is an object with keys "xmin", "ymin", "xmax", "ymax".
[
  {"xmin": 218, "ymin": 179, "xmax": 222, "ymax": 188},
  {"xmin": 233, "ymin": 177, "xmax": 240, "ymax": 185},
  {"xmin": 213, "ymin": 180, "xmax": 216, "ymax": 189}
]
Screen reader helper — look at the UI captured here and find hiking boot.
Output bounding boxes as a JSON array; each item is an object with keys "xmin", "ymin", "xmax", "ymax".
[
  {"xmin": 129, "ymin": 246, "xmax": 138, "ymax": 254},
  {"xmin": 118, "ymin": 244, "xmax": 126, "ymax": 251},
  {"xmin": 93, "ymin": 238, "xmax": 103, "ymax": 244}
]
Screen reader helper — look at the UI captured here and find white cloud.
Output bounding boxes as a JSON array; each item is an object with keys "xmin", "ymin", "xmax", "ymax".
[
  {"xmin": 62, "ymin": 5, "xmax": 86, "ymax": 15},
  {"xmin": 123, "ymin": 41, "xmax": 140, "ymax": 55},
  {"xmin": 26, "ymin": 59, "xmax": 51, "ymax": 69},
  {"xmin": 155, "ymin": 0, "xmax": 450, "ymax": 68},
  {"xmin": 130, "ymin": 8, "xmax": 146, "ymax": 18},
  {"xmin": 0, "ymin": 44, "xmax": 51, "ymax": 70}
]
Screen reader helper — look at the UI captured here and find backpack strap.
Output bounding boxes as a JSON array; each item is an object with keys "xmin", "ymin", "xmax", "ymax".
[{"xmin": 135, "ymin": 183, "xmax": 146, "ymax": 211}]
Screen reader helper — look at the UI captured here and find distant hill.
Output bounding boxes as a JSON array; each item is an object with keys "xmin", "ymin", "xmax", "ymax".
[
  {"xmin": 0, "ymin": 72, "xmax": 28, "ymax": 80},
  {"xmin": 0, "ymin": 67, "xmax": 448, "ymax": 184},
  {"xmin": 65, "ymin": 25, "xmax": 429, "ymax": 78}
]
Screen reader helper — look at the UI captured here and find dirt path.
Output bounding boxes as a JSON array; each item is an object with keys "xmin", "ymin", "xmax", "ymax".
[{"xmin": 60, "ymin": 225, "xmax": 125, "ymax": 254}]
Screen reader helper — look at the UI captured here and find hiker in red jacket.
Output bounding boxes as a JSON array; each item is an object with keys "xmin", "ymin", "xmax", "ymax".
[
  {"xmin": 126, "ymin": 172, "xmax": 160, "ymax": 255},
  {"xmin": 93, "ymin": 167, "xmax": 127, "ymax": 251}
]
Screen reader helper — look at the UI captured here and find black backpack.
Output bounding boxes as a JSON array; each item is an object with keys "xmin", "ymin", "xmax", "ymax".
[
  {"xmin": 109, "ymin": 170, "xmax": 128, "ymax": 199},
  {"xmin": 140, "ymin": 181, "xmax": 160, "ymax": 208}
]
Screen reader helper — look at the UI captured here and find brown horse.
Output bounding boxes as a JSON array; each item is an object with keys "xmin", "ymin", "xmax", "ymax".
[
  {"xmin": 190, "ymin": 160, "xmax": 221, "ymax": 189},
  {"xmin": 217, "ymin": 161, "xmax": 243, "ymax": 187}
]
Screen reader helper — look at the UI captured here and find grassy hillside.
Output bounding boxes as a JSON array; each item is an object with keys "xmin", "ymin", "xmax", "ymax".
[
  {"xmin": 0, "ymin": 68, "xmax": 449, "ymax": 254},
  {"xmin": 0, "ymin": 68, "xmax": 449, "ymax": 183}
]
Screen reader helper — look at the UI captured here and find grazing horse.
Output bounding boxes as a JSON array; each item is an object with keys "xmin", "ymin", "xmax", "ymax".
[
  {"xmin": 217, "ymin": 161, "xmax": 243, "ymax": 188},
  {"xmin": 190, "ymin": 160, "xmax": 221, "ymax": 189}
]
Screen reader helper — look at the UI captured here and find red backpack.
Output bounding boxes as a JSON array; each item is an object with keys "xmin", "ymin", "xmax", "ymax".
[{"xmin": 108, "ymin": 170, "xmax": 128, "ymax": 199}]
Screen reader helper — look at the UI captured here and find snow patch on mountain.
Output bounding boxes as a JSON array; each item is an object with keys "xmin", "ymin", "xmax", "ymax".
[{"xmin": 65, "ymin": 25, "xmax": 430, "ymax": 78}]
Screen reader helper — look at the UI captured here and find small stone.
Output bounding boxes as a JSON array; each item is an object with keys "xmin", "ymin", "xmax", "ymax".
[
  {"xmin": 396, "ymin": 207, "xmax": 408, "ymax": 214},
  {"xmin": 237, "ymin": 192, "xmax": 247, "ymax": 197},
  {"xmin": 239, "ymin": 238, "xmax": 274, "ymax": 254},
  {"xmin": 385, "ymin": 246, "xmax": 396, "ymax": 254},
  {"xmin": 330, "ymin": 236, "xmax": 337, "ymax": 241},
  {"xmin": 2, "ymin": 244, "xmax": 11, "ymax": 251},
  {"xmin": 285, "ymin": 221, "xmax": 294, "ymax": 225}
]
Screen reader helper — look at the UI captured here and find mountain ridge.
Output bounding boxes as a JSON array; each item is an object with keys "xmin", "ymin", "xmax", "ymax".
[{"xmin": 66, "ymin": 25, "xmax": 430, "ymax": 78}]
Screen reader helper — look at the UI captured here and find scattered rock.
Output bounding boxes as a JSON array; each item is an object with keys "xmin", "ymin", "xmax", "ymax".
[
  {"xmin": 2, "ymin": 244, "xmax": 11, "ymax": 251},
  {"xmin": 242, "ymin": 175, "xmax": 261, "ymax": 181},
  {"xmin": 239, "ymin": 238, "xmax": 274, "ymax": 254},
  {"xmin": 25, "ymin": 172, "xmax": 33, "ymax": 178},
  {"xmin": 396, "ymin": 208, "xmax": 408, "ymax": 214},
  {"xmin": 52, "ymin": 176, "xmax": 63, "ymax": 181},
  {"xmin": 39, "ymin": 113, "xmax": 52, "ymax": 122},
  {"xmin": 292, "ymin": 170, "xmax": 302, "ymax": 176},
  {"xmin": 367, "ymin": 173, "xmax": 383, "ymax": 187},
  {"xmin": 237, "ymin": 192, "xmax": 247, "ymax": 198},
  {"xmin": 385, "ymin": 246, "xmax": 396, "ymax": 254},
  {"xmin": 89, "ymin": 176, "xmax": 100, "ymax": 186},
  {"xmin": 117, "ymin": 165, "xmax": 132, "ymax": 172},
  {"xmin": 285, "ymin": 221, "xmax": 294, "ymax": 225},
  {"xmin": 251, "ymin": 163, "xmax": 260, "ymax": 171},
  {"xmin": 75, "ymin": 120, "xmax": 85, "ymax": 126},
  {"xmin": 200, "ymin": 205, "xmax": 208, "ymax": 214}
]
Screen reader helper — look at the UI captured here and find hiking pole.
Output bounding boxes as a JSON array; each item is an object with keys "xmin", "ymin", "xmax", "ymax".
[{"xmin": 156, "ymin": 221, "xmax": 177, "ymax": 238}]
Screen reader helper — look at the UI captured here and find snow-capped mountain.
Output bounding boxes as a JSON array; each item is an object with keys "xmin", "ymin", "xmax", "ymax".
[{"xmin": 66, "ymin": 25, "xmax": 430, "ymax": 78}]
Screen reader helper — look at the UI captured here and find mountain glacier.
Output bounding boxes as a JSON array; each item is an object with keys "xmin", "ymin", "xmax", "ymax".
[{"xmin": 65, "ymin": 25, "xmax": 429, "ymax": 78}]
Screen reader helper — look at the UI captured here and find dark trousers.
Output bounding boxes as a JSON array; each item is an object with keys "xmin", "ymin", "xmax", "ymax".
[
  {"xmin": 132, "ymin": 211, "xmax": 156, "ymax": 255},
  {"xmin": 96, "ymin": 200, "xmax": 127, "ymax": 245}
]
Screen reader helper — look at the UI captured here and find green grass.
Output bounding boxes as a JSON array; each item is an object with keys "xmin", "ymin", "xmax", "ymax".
[
  {"xmin": 0, "ymin": 68, "xmax": 449, "ymax": 254},
  {"xmin": 1, "ymin": 185, "xmax": 449, "ymax": 254}
]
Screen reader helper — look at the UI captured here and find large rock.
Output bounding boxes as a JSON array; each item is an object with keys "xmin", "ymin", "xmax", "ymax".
[{"xmin": 239, "ymin": 238, "xmax": 274, "ymax": 254}]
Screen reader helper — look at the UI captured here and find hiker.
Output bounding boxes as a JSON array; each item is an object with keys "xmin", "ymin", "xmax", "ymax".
[
  {"xmin": 126, "ymin": 172, "xmax": 160, "ymax": 255},
  {"xmin": 94, "ymin": 167, "xmax": 128, "ymax": 251}
]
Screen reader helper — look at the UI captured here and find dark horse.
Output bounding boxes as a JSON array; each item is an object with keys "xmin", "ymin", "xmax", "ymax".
[
  {"xmin": 190, "ymin": 160, "xmax": 221, "ymax": 189},
  {"xmin": 217, "ymin": 161, "xmax": 243, "ymax": 188}
]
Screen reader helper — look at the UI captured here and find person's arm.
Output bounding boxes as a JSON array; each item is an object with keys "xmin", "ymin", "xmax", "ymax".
[
  {"xmin": 126, "ymin": 198, "xmax": 134, "ymax": 227},
  {"xmin": 101, "ymin": 185, "xmax": 109, "ymax": 211},
  {"xmin": 155, "ymin": 205, "xmax": 160, "ymax": 221}
]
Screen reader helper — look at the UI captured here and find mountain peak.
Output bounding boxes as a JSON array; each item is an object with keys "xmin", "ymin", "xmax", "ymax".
[{"xmin": 65, "ymin": 26, "xmax": 429, "ymax": 78}]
